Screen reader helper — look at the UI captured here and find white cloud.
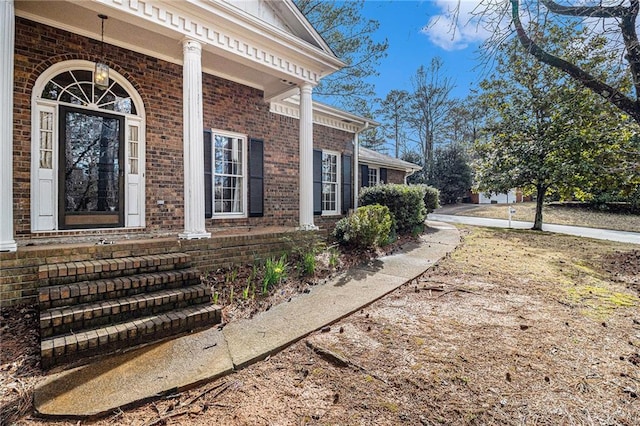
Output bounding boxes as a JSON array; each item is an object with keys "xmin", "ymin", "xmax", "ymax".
[{"xmin": 421, "ymin": 0, "xmax": 493, "ymax": 51}]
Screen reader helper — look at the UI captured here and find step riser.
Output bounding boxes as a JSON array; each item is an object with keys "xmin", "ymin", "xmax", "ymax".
[
  {"xmin": 45, "ymin": 263, "xmax": 191, "ymax": 287},
  {"xmin": 39, "ymin": 253, "xmax": 191, "ymax": 287},
  {"xmin": 41, "ymin": 306, "xmax": 221, "ymax": 370},
  {"xmin": 39, "ymin": 269, "xmax": 201, "ymax": 310},
  {"xmin": 38, "ymin": 253, "xmax": 221, "ymax": 370},
  {"xmin": 40, "ymin": 288, "xmax": 212, "ymax": 338}
]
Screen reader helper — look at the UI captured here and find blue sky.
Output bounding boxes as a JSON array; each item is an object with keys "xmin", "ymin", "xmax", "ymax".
[{"xmin": 361, "ymin": 0, "xmax": 487, "ymax": 101}]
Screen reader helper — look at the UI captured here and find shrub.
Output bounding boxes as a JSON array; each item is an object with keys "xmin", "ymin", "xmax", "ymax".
[
  {"xmin": 333, "ymin": 204, "xmax": 392, "ymax": 249},
  {"xmin": 359, "ymin": 184, "xmax": 428, "ymax": 234},
  {"xmin": 419, "ymin": 184, "xmax": 440, "ymax": 213}
]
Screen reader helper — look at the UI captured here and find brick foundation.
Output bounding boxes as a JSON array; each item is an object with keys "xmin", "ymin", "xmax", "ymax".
[{"xmin": 1, "ymin": 228, "xmax": 301, "ymax": 307}]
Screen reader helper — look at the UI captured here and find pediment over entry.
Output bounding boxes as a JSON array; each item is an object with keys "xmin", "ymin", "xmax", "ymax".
[
  {"xmin": 222, "ymin": 0, "xmax": 333, "ymax": 55},
  {"xmin": 15, "ymin": 0, "xmax": 343, "ymax": 100}
]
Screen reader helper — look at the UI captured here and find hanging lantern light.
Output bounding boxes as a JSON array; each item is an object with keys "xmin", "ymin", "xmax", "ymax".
[{"xmin": 94, "ymin": 14, "xmax": 109, "ymax": 90}]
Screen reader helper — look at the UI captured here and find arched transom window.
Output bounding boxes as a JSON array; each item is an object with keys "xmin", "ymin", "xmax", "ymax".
[
  {"xmin": 31, "ymin": 61, "xmax": 145, "ymax": 232},
  {"xmin": 40, "ymin": 69, "xmax": 136, "ymax": 114}
]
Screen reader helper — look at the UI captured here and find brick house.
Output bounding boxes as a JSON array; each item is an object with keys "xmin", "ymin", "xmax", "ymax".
[
  {"xmin": 358, "ymin": 146, "xmax": 422, "ymax": 188},
  {"xmin": 0, "ymin": 0, "xmax": 385, "ymax": 365}
]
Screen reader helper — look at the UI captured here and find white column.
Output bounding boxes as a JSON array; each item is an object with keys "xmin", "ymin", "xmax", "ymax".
[
  {"xmin": 0, "ymin": 0, "xmax": 17, "ymax": 252},
  {"xmin": 298, "ymin": 83, "xmax": 316, "ymax": 230},
  {"xmin": 179, "ymin": 38, "xmax": 210, "ymax": 240},
  {"xmin": 353, "ymin": 132, "xmax": 359, "ymax": 209}
]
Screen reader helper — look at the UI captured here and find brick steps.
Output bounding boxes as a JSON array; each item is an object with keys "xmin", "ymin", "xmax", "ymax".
[
  {"xmin": 39, "ymin": 253, "xmax": 192, "ymax": 286},
  {"xmin": 38, "ymin": 268, "xmax": 202, "ymax": 310},
  {"xmin": 40, "ymin": 304, "xmax": 220, "ymax": 369},
  {"xmin": 40, "ymin": 284, "xmax": 212, "ymax": 338},
  {"xmin": 38, "ymin": 253, "xmax": 220, "ymax": 369}
]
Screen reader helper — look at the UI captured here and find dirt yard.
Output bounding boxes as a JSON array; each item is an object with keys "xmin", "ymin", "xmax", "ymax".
[{"xmin": 3, "ymin": 226, "xmax": 640, "ymax": 425}]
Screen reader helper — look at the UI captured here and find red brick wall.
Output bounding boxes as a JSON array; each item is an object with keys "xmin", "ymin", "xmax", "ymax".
[
  {"xmin": 313, "ymin": 126, "xmax": 354, "ymax": 230},
  {"xmin": 0, "ymin": 229, "xmax": 298, "ymax": 307},
  {"xmin": 385, "ymin": 169, "xmax": 406, "ymax": 185},
  {"xmin": 357, "ymin": 167, "xmax": 406, "ymax": 188},
  {"xmin": 13, "ymin": 18, "xmax": 354, "ymax": 240}
]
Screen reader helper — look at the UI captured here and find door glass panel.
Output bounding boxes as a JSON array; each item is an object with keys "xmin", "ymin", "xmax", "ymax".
[{"xmin": 63, "ymin": 110, "xmax": 121, "ymax": 213}]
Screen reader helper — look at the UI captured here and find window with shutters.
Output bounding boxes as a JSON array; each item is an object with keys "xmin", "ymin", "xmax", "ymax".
[
  {"xmin": 368, "ymin": 167, "xmax": 379, "ymax": 186},
  {"xmin": 322, "ymin": 151, "xmax": 340, "ymax": 215},
  {"xmin": 206, "ymin": 130, "xmax": 247, "ymax": 218}
]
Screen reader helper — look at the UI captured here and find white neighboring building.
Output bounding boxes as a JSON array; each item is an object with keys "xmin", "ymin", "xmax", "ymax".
[{"xmin": 475, "ymin": 189, "xmax": 522, "ymax": 204}]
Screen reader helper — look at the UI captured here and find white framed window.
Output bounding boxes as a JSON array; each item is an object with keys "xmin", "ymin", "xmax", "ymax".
[
  {"xmin": 31, "ymin": 60, "xmax": 145, "ymax": 232},
  {"xmin": 322, "ymin": 151, "xmax": 340, "ymax": 215},
  {"xmin": 210, "ymin": 130, "xmax": 247, "ymax": 218},
  {"xmin": 368, "ymin": 167, "xmax": 379, "ymax": 186}
]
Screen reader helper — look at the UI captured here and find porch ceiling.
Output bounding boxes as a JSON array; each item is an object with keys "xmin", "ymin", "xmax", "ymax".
[{"xmin": 15, "ymin": 0, "xmax": 340, "ymax": 100}]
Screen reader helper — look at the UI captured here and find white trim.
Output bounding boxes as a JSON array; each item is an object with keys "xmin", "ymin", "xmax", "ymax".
[
  {"xmin": 321, "ymin": 150, "xmax": 341, "ymax": 216},
  {"xmin": 33, "ymin": 60, "xmax": 146, "ymax": 117},
  {"xmin": 0, "ymin": 0, "xmax": 16, "ymax": 251},
  {"xmin": 89, "ymin": 0, "xmax": 340, "ymax": 82},
  {"xmin": 180, "ymin": 39, "xmax": 210, "ymax": 240},
  {"xmin": 298, "ymin": 83, "xmax": 316, "ymax": 230},
  {"xmin": 367, "ymin": 166, "xmax": 380, "ymax": 187},
  {"xmin": 208, "ymin": 129, "xmax": 249, "ymax": 220},
  {"xmin": 270, "ymin": 99, "xmax": 379, "ymax": 134},
  {"xmin": 30, "ymin": 60, "xmax": 146, "ymax": 232}
]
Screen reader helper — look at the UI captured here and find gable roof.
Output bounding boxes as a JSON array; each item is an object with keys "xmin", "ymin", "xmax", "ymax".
[
  {"xmin": 225, "ymin": 0, "xmax": 336, "ymax": 56},
  {"xmin": 15, "ymin": 0, "xmax": 344, "ymax": 100},
  {"xmin": 359, "ymin": 147, "xmax": 423, "ymax": 173}
]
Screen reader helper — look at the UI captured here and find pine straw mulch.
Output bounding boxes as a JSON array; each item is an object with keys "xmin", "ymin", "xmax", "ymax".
[
  {"xmin": 0, "ymin": 234, "xmax": 415, "ymax": 425},
  {"xmin": 4, "ymin": 227, "xmax": 640, "ymax": 425}
]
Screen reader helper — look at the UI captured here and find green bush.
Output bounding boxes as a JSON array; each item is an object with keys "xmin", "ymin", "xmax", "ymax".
[
  {"xmin": 359, "ymin": 184, "xmax": 428, "ymax": 234},
  {"xmin": 333, "ymin": 204, "xmax": 392, "ymax": 249},
  {"xmin": 418, "ymin": 184, "xmax": 440, "ymax": 213}
]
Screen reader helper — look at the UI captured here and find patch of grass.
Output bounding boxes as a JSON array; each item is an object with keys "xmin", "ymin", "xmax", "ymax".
[
  {"xmin": 447, "ymin": 202, "xmax": 640, "ymax": 232},
  {"xmin": 565, "ymin": 283, "xmax": 638, "ymax": 319},
  {"xmin": 443, "ymin": 226, "xmax": 638, "ymax": 320}
]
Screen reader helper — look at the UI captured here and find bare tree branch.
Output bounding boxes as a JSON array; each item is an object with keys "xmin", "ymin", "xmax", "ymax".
[{"xmin": 510, "ymin": 0, "xmax": 640, "ymax": 123}]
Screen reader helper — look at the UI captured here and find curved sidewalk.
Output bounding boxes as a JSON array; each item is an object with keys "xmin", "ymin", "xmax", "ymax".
[
  {"xmin": 33, "ymin": 221, "xmax": 460, "ymax": 417},
  {"xmin": 428, "ymin": 213, "xmax": 640, "ymax": 244}
]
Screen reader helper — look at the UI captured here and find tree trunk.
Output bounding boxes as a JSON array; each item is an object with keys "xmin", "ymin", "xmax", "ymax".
[{"xmin": 533, "ymin": 185, "xmax": 545, "ymax": 231}]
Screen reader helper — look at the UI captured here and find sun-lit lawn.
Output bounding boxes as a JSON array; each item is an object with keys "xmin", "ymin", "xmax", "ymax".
[{"xmin": 444, "ymin": 202, "xmax": 640, "ymax": 232}]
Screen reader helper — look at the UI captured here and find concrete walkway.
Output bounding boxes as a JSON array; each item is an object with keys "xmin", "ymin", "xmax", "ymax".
[
  {"xmin": 428, "ymin": 213, "xmax": 640, "ymax": 244},
  {"xmin": 33, "ymin": 221, "xmax": 460, "ymax": 417}
]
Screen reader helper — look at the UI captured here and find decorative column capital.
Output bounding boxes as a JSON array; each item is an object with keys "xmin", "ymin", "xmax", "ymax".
[
  {"xmin": 182, "ymin": 38, "xmax": 202, "ymax": 55},
  {"xmin": 299, "ymin": 82, "xmax": 313, "ymax": 96}
]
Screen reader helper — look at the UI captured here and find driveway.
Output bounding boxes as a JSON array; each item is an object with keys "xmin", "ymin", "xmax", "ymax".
[{"xmin": 428, "ymin": 213, "xmax": 640, "ymax": 244}]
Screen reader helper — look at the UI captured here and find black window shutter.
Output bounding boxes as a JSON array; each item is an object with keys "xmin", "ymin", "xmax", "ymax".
[
  {"xmin": 313, "ymin": 150, "xmax": 322, "ymax": 215},
  {"xmin": 249, "ymin": 138, "xmax": 264, "ymax": 217},
  {"xmin": 360, "ymin": 164, "xmax": 369, "ymax": 188},
  {"xmin": 204, "ymin": 130, "xmax": 212, "ymax": 218},
  {"xmin": 342, "ymin": 154, "xmax": 352, "ymax": 214},
  {"xmin": 380, "ymin": 167, "xmax": 388, "ymax": 184}
]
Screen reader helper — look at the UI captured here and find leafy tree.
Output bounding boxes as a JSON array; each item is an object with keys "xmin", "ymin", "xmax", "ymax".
[
  {"xmin": 406, "ymin": 58, "xmax": 455, "ymax": 181},
  {"xmin": 444, "ymin": 97, "xmax": 483, "ymax": 148},
  {"xmin": 509, "ymin": 0, "xmax": 640, "ymax": 124},
  {"xmin": 432, "ymin": 144, "xmax": 473, "ymax": 205},
  {"xmin": 475, "ymin": 24, "xmax": 635, "ymax": 230},
  {"xmin": 443, "ymin": 0, "xmax": 638, "ymax": 124},
  {"xmin": 294, "ymin": 0, "xmax": 388, "ymax": 110}
]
